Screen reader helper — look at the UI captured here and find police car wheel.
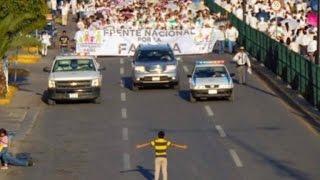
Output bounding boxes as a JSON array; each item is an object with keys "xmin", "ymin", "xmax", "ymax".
[
  {"xmin": 189, "ymin": 93, "xmax": 196, "ymax": 103},
  {"xmin": 47, "ymin": 98, "xmax": 56, "ymax": 105}
]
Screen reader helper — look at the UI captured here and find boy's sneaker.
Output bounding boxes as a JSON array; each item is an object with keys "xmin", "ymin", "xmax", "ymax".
[{"xmin": 27, "ymin": 160, "xmax": 34, "ymax": 166}]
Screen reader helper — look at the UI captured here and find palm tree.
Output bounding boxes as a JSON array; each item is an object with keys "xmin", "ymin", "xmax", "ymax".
[{"xmin": 0, "ymin": 0, "xmax": 47, "ymax": 97}]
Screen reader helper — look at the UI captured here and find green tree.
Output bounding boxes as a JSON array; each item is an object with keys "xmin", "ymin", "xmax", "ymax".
[{"xmin": 0, "ymin": 0, "xmax": 47, "ymax": 97}]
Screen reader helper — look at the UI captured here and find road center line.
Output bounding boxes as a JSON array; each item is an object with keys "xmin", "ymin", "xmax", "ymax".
[
  {"xmin": 121, "ymin": 92, "xmax": 126, "ymax": 101},
  {"xmin": 229, "ymin": 149, "xmax": 243, "ymax": 167},
  {"xmin": 121, "ymin": 108, "xmax": 127, "ymax": 119},
  {"xmin": 120, "ymin": 58, "xmax": 124, "ymax": 64},
  {"xmin": 120, "ymin": 80, "xmax": 124, "ymax": 88},
  {"xmin": 122, "ymin": 127, "xmax": 128, "ymax": 141},
  {"xmin": 120, "ymin": 67, "xmax": 124, "ymax": 75},
  {"xmin": 123, "ymin": 153, "xmax": 131, "ymax": 170},
  {"xmin": 204, "ymin": 105, "xmax": 214, "ymax": 116},
  {"xmin": 215, "ymin": 125, "xmax": 227, "ymax": 137},
  {"xmin": 183, "ymin": 65, "xmax": 189, "ymax": 73}
]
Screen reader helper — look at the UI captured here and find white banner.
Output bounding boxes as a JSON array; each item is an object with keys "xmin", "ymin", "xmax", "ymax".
[{"xmin": 75, "ymin": 28, "xmax": 216, "ymax": 56}]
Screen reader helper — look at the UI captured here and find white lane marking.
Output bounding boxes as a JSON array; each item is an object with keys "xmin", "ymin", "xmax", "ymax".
[
  {"xmin": 229, "ymin": 149, "xmax": 243, "ymax": 167},
  {"xmin": 204, "ymin": 105, "xmax": 214, "ymax": 116},
  {"xmin": 120, "ymin": 80, "xmax": 124, "ymax": 88},
  {"xmin": 122, "ymin": 127, "xmax": 128, "ymax": 141},
  {"xmin": 120, "ymin": 67, "xmax": 124, "ymax": 75},
  {"xmin": 215, "ymin": 125, "xmax": 227, "ymax": 137},
  {"xmin": 120, "ymin": 58, "xmax": 124, "ymax": 64},
  {"xmin": 121, "ymin": 92, "xmax": 126, "ymax": 101},
  {"xmin": 121, "ymin": 108, "xmax": 127, "ymax": 119},
  {"xmin": 183, "ymin": 65, "xmax": 189, "ymax": 73},
  {"xmin": 123, "ymin": 153, "xmax": 131, "ymax": 170}
]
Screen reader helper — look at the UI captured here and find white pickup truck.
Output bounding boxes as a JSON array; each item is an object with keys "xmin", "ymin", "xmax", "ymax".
[{"xmin": 43, "ymin": 55, "xmax": 105, "ymax": 105}]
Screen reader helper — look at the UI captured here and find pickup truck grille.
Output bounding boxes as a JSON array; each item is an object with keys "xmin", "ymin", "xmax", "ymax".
[{"xmin": 55, "ymin": 80, "xmax": 91, "ymax": 89}]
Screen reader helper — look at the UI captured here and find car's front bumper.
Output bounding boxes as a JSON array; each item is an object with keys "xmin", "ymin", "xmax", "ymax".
[
  {"xmin": 48, "ymin": 87, "xmax": 100, "ymax": 100},
  {"xmin": 191, "ymin": 88, "xmax": 233, "ymax": 98},
  {"xmin": 133, "ymin": 72, "xmax": 178, "ymax": 85}
]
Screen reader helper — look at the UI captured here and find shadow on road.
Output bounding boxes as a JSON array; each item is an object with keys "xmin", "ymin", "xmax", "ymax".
[
  {"xmin": 120, "ymin": 165, "xmax": 154, "ymax": 180},
  {"xmin": 228, "ymin": 135, "xmax": 310, "ymax": 180}
]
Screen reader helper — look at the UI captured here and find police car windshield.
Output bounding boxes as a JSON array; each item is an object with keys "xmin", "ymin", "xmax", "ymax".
[
  {"xmin": 53, "ymin": 59, "xmax": 96, "ymax": 72},
  {"xmin": 194, "ymin": 66, "xmax": 227, "ymax": 78},
  {"xmin": 137, "ymin": 50, "xmax": 174, "ymax": 62}
]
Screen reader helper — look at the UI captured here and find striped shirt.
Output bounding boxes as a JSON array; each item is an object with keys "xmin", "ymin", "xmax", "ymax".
[{"xmin": 150, "ymin": 138, "xmax": 172, "ymax": 157}]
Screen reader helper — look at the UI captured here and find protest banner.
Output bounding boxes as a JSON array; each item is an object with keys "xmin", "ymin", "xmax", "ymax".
[{"xmin": 75, "ymin": 28, "xmax": 217, "ymax": 56}]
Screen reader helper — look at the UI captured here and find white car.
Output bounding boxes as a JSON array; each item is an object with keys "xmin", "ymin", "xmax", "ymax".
[
  {"xmin": 188, "ymin": 60, "xmax": 235, "ymax": 102},
  {"xmin": 43, "ymin": 55, "xmax": 105, "ymax": 105}
]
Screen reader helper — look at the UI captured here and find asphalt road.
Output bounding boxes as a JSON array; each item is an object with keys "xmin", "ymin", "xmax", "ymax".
[{"xmin": 0, "ymin": 51, "xmax": 319, "ymax": 180}]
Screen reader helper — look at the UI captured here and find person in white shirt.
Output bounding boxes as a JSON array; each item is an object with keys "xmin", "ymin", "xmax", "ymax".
[
  {"xmin": 307, "ymin": 36, "xmax": 317, "ymax": 61},
  {"xmin": 51, "ymin": 0, "xmax": 57, "ymax": 17},
  {"xmin": 233, "ymin": 47, "xmax": 252, "ymax": 84},
  {"xmin": 41, "ymin": 31, "xmax": 51, "ymax": 56},
  {"xmin": 249, "ymin": 12, "xmax": 258, "ymax": 29},
  {"xmin": 215, "ymin": 26, "xmax": 226, "ymax": 54},
  {"xmin": 225, "ymin": 24, "xmax": 239, "ymax": 54},
  {"xmin": 234, "ymin": 6, "xmax": 243, "ymax": 20},
  {"xmin": 289, "ymin": 38, "xmax": 300, "ymax": 53},
  {"xmin": 71, "ymin": 0, "xmax": 77, "ymax": 15},
  {"xmin": 299, "ymin": 30, "xmax": 312, "ymax": 56},
  {"xmin": 257, "ymin": 18, "xmax": 268, "ymax": 32},
  {"xmin": 61, "ymin": 3, "xmax": 70, "ymax": 26}
]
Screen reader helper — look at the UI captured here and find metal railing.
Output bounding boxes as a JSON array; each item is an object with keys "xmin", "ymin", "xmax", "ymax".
[{"xmin": 205, "ymin": 0, "xmax": 320, "ymax": 108}]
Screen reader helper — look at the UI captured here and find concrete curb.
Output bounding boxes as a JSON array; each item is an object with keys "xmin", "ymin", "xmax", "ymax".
[
  {"xmin": 10, "ymin": 107, "xmax": 41, "ymax": 153},
  {"xmin": 252, "ymin": 58, "xmax": 320, "ymax": 131}
]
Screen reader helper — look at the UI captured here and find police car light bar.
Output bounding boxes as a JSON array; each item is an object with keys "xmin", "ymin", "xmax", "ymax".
[{"xmin": 196, "ymin": 60, "xmax": 225, "ymax": 65}]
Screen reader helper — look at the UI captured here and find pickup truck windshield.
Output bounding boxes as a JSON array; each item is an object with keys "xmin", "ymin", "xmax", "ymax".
[
  {"xmin": 137, "ymin": 50, "xmax": 174, "ymax": 62},
  {"xmin": 194, "ymin": 66, "xmax": 227, "ymax": 78},
  {"xmin": 53, "ymin": 59, "xmax": 96, "ymax": 72}
]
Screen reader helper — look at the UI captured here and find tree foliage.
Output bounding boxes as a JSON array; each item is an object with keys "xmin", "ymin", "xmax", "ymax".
[{"xmin": 0, "ymin": 0, "xmax": 47, "ymax": 97}]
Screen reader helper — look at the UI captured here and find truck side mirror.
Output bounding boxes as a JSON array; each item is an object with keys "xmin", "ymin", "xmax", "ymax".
[{"xmin": 187, "ymin": 74, "xmax": 192, "ymax": 78}]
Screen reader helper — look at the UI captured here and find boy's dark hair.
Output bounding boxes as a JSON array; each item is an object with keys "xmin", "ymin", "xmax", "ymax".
[
  {"xmin": 0, "ymin": 128, "xmax": 8, "ymax": 136},
  {"xmin": 158, "ymin": 131, "xmax": 165, "ymax": 138}
]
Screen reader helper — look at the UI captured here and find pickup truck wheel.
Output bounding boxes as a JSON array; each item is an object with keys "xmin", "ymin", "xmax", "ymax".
[
  {"xmin": 171, "ymin": 83, "xmax": 179, "ymax": 90},
  {"xmin": 93, "ymin": 97, "xmax": 102, "ymax": 104},
  {"xmin": 47, "ymin": 99, "xmax": 56, "ymax": 105},
  {"xmin": 131, "ymin": 83, "xmax": 139, "ymax": 91},
  {"xmin": 228, "ymin": 91, "xmax": 235, "ymax": 102},
  {"xmin": 189, "ymin": 92, "xmax": 196, "ymax": 103}
]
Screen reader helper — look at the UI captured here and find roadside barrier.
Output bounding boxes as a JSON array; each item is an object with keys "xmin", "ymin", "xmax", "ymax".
[{"xmin": 205, "ymin": 0, "xmax": 320, "ymax": 109}]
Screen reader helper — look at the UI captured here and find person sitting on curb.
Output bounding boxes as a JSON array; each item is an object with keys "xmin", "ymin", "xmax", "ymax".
[{"xmin": 0, "ymin": 128, "xmax": 34, "ymax": 170}]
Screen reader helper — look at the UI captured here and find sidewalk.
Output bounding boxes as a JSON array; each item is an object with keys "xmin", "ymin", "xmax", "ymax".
[{"xmin": 252, "ymin": 58, "xmax": 320, "ymax": 131}]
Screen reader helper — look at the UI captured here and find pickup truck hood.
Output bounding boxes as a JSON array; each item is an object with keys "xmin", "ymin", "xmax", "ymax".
[
  {"xmin": 195, "ymin": 77, "xmax": 231, "ymax": 86},
  {"xmin": 50, "ymin": 71, "xmax": 100, "ymax": 81}
]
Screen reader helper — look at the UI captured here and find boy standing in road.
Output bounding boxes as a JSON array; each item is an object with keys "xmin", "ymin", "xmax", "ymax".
[{"xmin": 136, "ymin": 131, "xmax": 187, "ymax": 180}]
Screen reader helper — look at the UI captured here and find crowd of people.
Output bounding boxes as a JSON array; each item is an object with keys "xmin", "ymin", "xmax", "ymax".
[
  {"xmin": 216, "ymin": 0, "xmax": 318, "ymax": 61},
  {"xmin": 74, "ymin": 0, "xmax": 217, "ymax": 30}
]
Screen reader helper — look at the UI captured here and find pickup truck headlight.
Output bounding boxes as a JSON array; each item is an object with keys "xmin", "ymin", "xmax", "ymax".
[
  {"xmin": 92, "ymin": 78, "xmax": 101, "ymax": 87},
  {"xmin": 194, "ymin": 85, "xmax": 206, "ymax": 90},
  {"xmin": 165, "ymin": 65, "xmax": 176, "ymax": 72},
  {"xmin": 48, "ymin": 80, "xmax": 55, "ymax": 88},
  {"xmin": 134, "ymin": 66, "xmax": 146, "ymax": 72}
]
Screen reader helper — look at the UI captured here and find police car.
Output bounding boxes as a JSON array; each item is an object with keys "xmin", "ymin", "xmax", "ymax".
[{"xmin": 188, "ymin": 60, "xmax": 235, "ymax": 102}]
